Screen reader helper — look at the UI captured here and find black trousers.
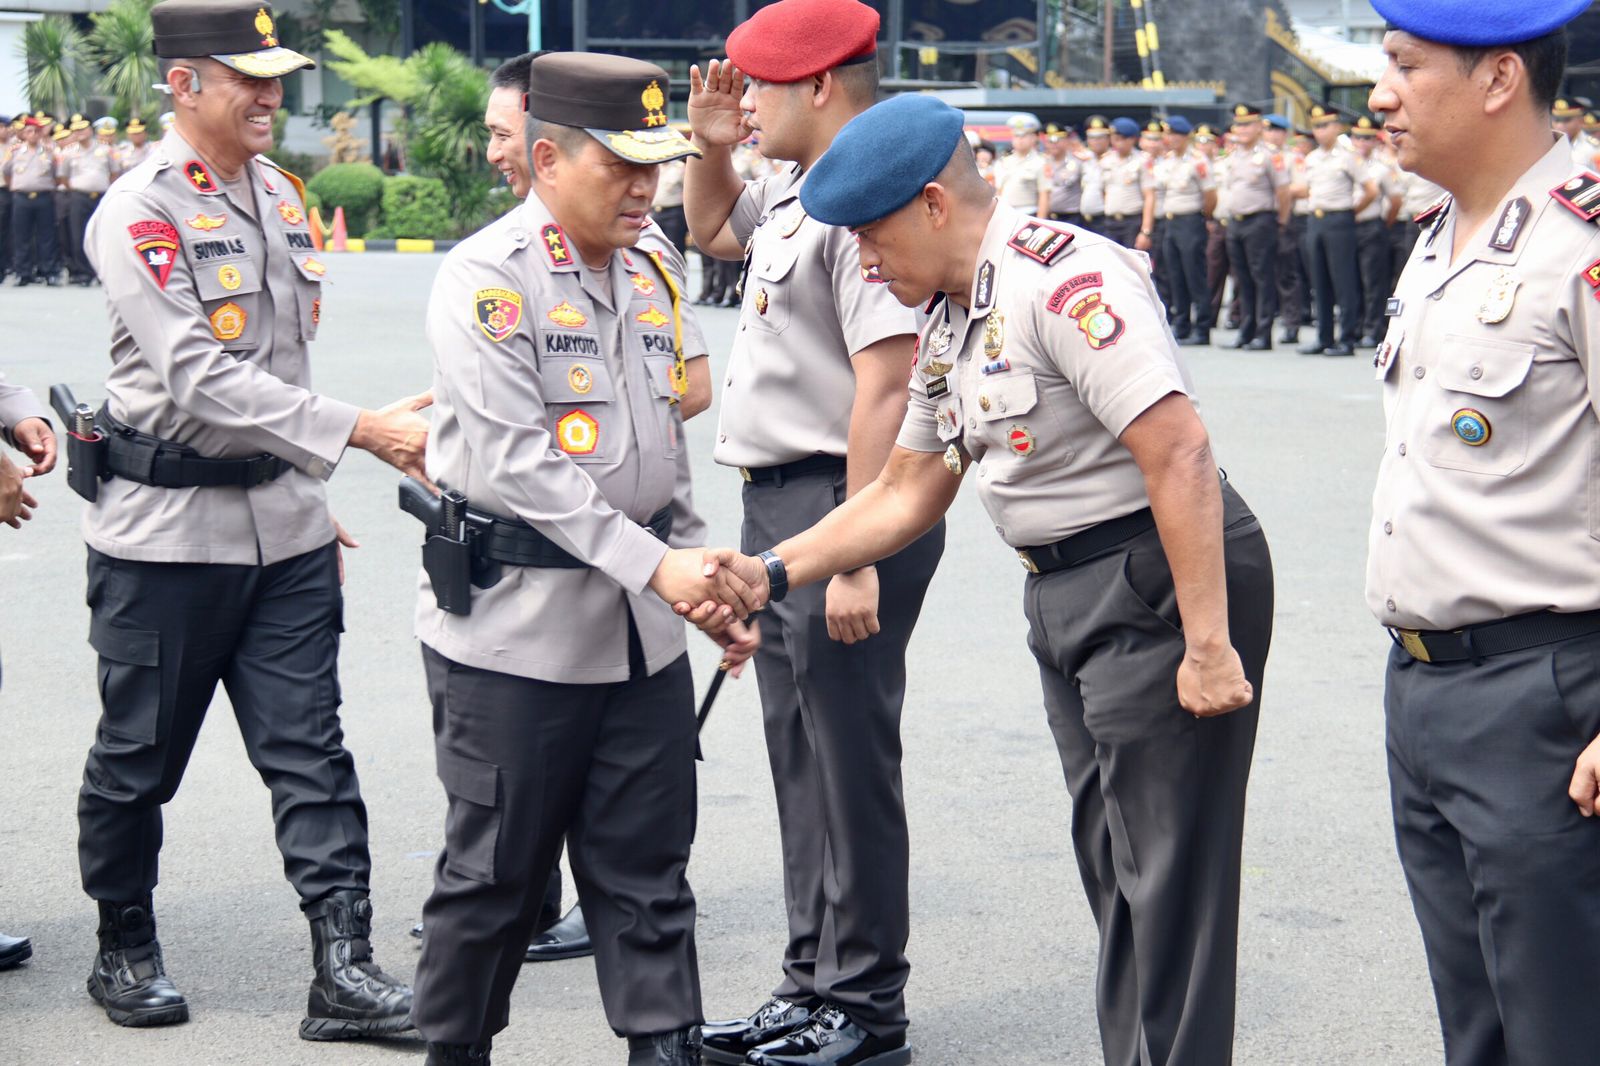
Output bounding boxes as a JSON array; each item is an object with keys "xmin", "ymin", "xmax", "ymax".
[
  {"xmin": 653, "ymin": 205, "xmax": 687, "ymax": 257},
  {"xmin": 1161, "ymin": 213, "xmax": 1211, "ymax": 336},
  {"xmin": 0, "ymin": 188, "xmax": 11, "ymax": 277},
  {"xmin": 1206, "ymin": 219, "xmax": 1233, "ymax": 327},
  {"xmin": 1027, "ymin": 483, "xmax": 1273, "ymax": 1066},
  {"xmin": 1275, "ymin": 214, "xmax": 1307, "ymax": 331},
  {"xmin": 77, "ymin": 543, "xmax": 371, "ymax": 905},
  {"xmin": 1225, "ymin": 213, "xmax": 1279, "ymax": 341},
  {"xmin": 741, "ymin": 467, "xmax": 944, "ymax": 1038},
  {"xmin": 1385, "ymin": 635, "xmax": 1600, "ymax": 1066},
  {"xmin": 1355, "ymin": 218, "xmax": 1391, "ymax": 339},
  {"xmin": 1305, "ymin": 210, "xmax": 1361, "ymax": 347},
  {"xmin": 66, "ymin": 191, "xmax": 102, "ymax": 282},
  {"xmin": 1100, "ymin": 214, "xmax": 1141, "ymax": 250},
  {"xmin": 412, "ymin": 637, "xmax": 700, "ymax": 1044},
  {"xmin": 1149, "ymin": 218, "xmax": 1171, "ymax": 314},
  {"xmin": 10, "ymin": 192, "xmax": 59, "ymax": 280}
]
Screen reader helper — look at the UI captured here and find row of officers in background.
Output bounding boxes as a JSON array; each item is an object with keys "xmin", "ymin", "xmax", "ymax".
[
  {"xmin": 0, "ymin": 111, "xmax": 168, "ymax": 288},
  {"xmin": 981, "ymin": 104, "xmax": 1453, "ymax": 355}
]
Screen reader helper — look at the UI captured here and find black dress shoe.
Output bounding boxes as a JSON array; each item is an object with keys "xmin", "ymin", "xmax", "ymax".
[
  {"xmin": 87, "ymin": 900, "xmax": 189, "ymax": 1027},
  {"xmin": 1246, "ymin": 337, "xmax": 1272, "ymax": 351},
  {"xmin": 627, "ymin": 1027, "xmax": 701, "ymax": 1065},
  {"xmin": 700, "ymin": 997, "xmax": 815, "ymax": 1064},
  {"xmin": 1324, "ymin": 342, "xmax": 1356, "ymax": 356},
  {"xmin": 1177, "ymin": 332, "xmax": 1210, "ymax": 347},
  {"xmin": 299, "ymin": 890, "xmax": 414, "ymax": 1041},
  {"xmin": 525, "ymin": 904, "xmax": 592, "ymax": 962},
  {"xmin": 1297, "ymin": 342, "xmax": 1328, "ymax": 355},
  {"xmin": 747, "ymin": 1004, "xmax": 910, "ymax": 1066},
  {"xmin": 0, "ymin": 931, "xmax": 32, "ymax": 969},
  {"xmin": 426, "ymin": 1042, "xmax": 491, "ymax": 1065}
]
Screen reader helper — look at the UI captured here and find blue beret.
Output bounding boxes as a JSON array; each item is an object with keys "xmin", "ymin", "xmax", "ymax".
[
  {"xmin": 1165, "ymin": 115, "xmax": 1193, "ymax": 134},
  {"xmin": 799, "ymin": 95, "xmax": 967, "ymax": 228},
  {"xmin": 1110, "ymin": 116, "xmax": 1139, "ymax": 137},
  {"xmin": 1265, "ymin": 113, "xmax": 1290, "ymax": 130},
  {"xmin": 1371, "ymin": 0, "xmax": 1591, "ymax": 45}
]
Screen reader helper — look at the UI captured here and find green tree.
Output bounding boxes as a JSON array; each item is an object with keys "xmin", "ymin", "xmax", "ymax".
[
  {"xmin": 89, "ymin": 0, "xmax": 160, "ymax": 125},
  {"xmin": 20, "ymin": 15, "xmax": 94, "ymax": 118}
]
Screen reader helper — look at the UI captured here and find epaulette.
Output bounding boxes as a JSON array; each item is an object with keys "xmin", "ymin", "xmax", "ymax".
[
  {"xmin": 923, "ymin": 292, "xmax": 946, "ymax": 315},
  {"xmin": 255, "ymin": 154, "xmax": 308, "ymax": 213},
  {"xmin": 1550, "ymin": 172, "xmax": 1600, "ymax": 222},
  {"xmin": 1413, "ymin": 195, "xmax": 1450, "ymax": 225},
  {"xmin": 1007, "ymin": 221, "xmax": 1074, "ymax": 265}
]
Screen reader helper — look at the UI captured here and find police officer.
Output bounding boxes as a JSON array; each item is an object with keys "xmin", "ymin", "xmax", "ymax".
[
  {"xmin": 0, "ymin": 367, "xmax": 55, "ymax": 973},
  {"xmin": 75, "ymin": 0, "xmax": 434, "ymax": 1038},
  {"xmin": 410, "ymin": 52, "xmax": 759, "ymax": 1066},
  {"xmin": 1159, "ymin": 116, "xmax": 1216, "ymax": 345},
  {"xmin": 1261, "ymin": 113, "xmax": 1306, "ymax": 343},
  {"xmin": 3, "ymin": 116, "xmax": 61, "ymax": 285},
  {"xmin": 119, "ymin": 118, "xmax": 154, "ymax": 170},
  {"xmin": 1079, "ymin": 115, "xmax": 1110, "ymax": 231},
  {"xmin": 1098, "ymin": 116, "xmax": 1154, "ymax": 249},
  {"xmin": 996, "ymin": 114, "xmax": 1050, "ymax": 217},
  {"xmin": 1552, "ymin": 95, "xmax": 1592, "ymax": 167},
  {"xmin": 689, "ymin": 92, "xmax": 1275, "ymax": 1066},
  {"xmin": 1351, "ymin": 116, "xmax": 1396, "ymax": 345},
  {"xmin": 1367, "ymin": 1, "xmax": 1600, "ymax": 1061},
  {"xmin": 1043, "ymin": 124, "xmax": 1088, "ymax": 227},
  {"xmin": 1294, "ymin": 106, "xmax": 1377, "ymax": 356},
  {"xmin": 1223, "ymin": 104, "xmax": 1289, "ymax": 348},
  {"xmin": 0, "ymin": 117, "xmax": 13, "ymax": 283},
  {"xmin": 1390, "ymin": 164, "xmax": 1445, "ymax": 280},
  {"xmin": 683, "ymin": 1, "xmax": 943, "ymax": 1061},
  {"xmin": 62, "ymin": 117, "xmax": 119, "ymax": 285}
]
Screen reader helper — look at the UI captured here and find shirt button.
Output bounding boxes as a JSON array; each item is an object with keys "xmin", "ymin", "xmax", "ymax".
[
  {"xmin": 1469, "ymin": 365, "xmax": 1483, "ymax": 380},
  {"xmin": 968, "ymin": 417, "xmax": 977, "ymax": 430},
  {"xmin": 1413, "ymin": 366, "xmax": 1425, "ymax": 379},
  {"xmin": 1386, "ymin": 597, "xmax": 1397, "ymax": 613},
  {"xmin": 718, "ymin": 434, "xmax": 726, "ymax": 443},
  {"xmin": 1384, "ymin": 521, "xmax": 1393, "ymax": 535},
  {"xmin": 998, "ymin": 400, "xmax": 1008, "ymax": 413},
  {"xmin": 1398, "ymin": 442, "xmax": 1407, "ymax": 456}
]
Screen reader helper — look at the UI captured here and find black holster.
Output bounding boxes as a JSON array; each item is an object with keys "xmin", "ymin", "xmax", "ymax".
[{"xmin": 64, "ymin": 428, "xmax": 108, "ymax": 503}]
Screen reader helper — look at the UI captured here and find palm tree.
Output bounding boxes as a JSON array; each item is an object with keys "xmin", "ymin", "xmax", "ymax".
[
  {"xmin": 20, "ymin": 15, "xmax": 94, "ymax": 118},
  {"xmin": 89, "ymin": 0, "xmax": 160, "ymax": 125}
]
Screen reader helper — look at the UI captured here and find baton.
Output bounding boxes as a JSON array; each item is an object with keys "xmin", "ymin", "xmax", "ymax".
[{"xmin": 693, "ymin": 660, "xmax": 734, "ymax": 762}]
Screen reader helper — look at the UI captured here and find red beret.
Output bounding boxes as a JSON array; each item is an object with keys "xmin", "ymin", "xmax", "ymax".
[{"xmin": 726, "ymin": 0, "xmax": 879, "ymax": 84}]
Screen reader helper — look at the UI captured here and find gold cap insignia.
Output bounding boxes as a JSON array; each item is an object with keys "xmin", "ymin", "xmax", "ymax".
[
  {"xmin": 641, "ymin": 80, "xmax": 667, "ymax": 128},
  {"xmin": 256, "ymin": 7, "xmax": 278, "ymax": 47}
]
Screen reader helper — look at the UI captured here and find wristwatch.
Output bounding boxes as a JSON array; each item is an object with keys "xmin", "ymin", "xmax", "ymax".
[{"xmin": 758, "ymin": 550, "xmax": 788, "ymax": 604}]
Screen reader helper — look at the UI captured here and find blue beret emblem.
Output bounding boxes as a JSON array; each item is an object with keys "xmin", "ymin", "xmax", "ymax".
[{"xmin": 1451, "ymin": 408, "xmax": 1490, "ymax": 447}]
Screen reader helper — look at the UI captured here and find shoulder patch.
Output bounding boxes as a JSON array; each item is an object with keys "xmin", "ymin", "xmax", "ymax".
[
  {"xmin": 1550, "ymin": 173, "xmax": 1600, "ymax": 222},
  {"xmin": 1045, "ymin": 272, "xmax": 1104, "ymax": 315},
  {"xmin": 541, "ymin": 224, "xmax": 573, "ymax": 267},
  {"xmin": 475, "ymin": 288, "xmax": 523, "ymax": 342},
  {"xmin": 183, "ymin": 159, "xmax": 219, "ymax": 194},
  {"xmin": 128, "ymin": 220, "xmax": 179, "ymax": 289},
  {"xmin": 1008, "ymin": 222, "xmax": 1074, "ymax": 265}
]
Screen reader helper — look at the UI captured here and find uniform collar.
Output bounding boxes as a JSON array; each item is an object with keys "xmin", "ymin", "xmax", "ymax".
[
  {"xmin": 520, "ymin": 189, "xmax": 633, "ymax": 310},
  {"xmin": 1422, "ymin": 135, "xmax": 1570, "ymax": 277}
]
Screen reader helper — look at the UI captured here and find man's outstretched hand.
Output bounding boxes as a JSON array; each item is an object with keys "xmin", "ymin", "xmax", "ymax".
[
  {"xmin": 649, "ymin": 547, "xmax": 765, "ymax": 619},
  {"xmin": 673, "ymin": 548, "xmax": 772, "ymax": 632}
]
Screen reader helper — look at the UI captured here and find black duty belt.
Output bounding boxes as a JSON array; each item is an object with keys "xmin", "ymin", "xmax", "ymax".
[
  {"xmin": 1390, "ymin": 609, "xmax": 1600, "ymax": 664},
  {"xmin": 1016, "ymin": 507, "xmax": 1157, "ymax": 574},
  {"xmin": 100, "ymin": 408, "xmax": 292, "ymax": 489},
  {"xmin": 475, "ymin": 503, "xmax": 672, "ymax": 569},
  {"xmin": 739, "ymin": 454, "xmax": 846, "ymax": 486}
]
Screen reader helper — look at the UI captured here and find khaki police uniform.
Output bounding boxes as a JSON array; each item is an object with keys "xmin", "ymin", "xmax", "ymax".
[
  {"xmin": 62, "ymin": 138, "xmax": 117, "ymax": 283},
  {"xmin": 1159, "ymin": 150, "xmax": 1215, "ymax": 338},
  {"xmin": 76, "ymin": 125, "xmax": 373, "ymax": 910},
  {"xmin": 1098, "ymin": 149, "xmax": 1151, "ymax": 247},
  {"xmin": 3, "ymin": 137, "xmax": 60, "ymax": 281},
  {"xmin": 713, "ymin": 161, "xmax": 943, "ymax": 1039},
  {"xmin": 0, "ymin": 129, "xmax": 12, "ymax": 279},
  {"xmin": 119, "ymin": 138, "xmax": 154, "ymax": 170},
  {"xmin": 1222, "ymin": 142, "xmax": 1287, "ymax": 343},
  {"xmin": 1301, "ymin": 143, "xmax": 1366, "ymax": 349},
  {"xmin": 900, "ymin": 204, "xmax": 1274, "ymax": 1065},
  {"xmin": 0, "ymin": 369, "xmax": 48, "ymax": 448},
  {"xmin": 1368, "ymin": 134, "xmax": 1600, "ymax": 1065},
  {"xmin": 1046, "ymin": 151, "xmax": 1087, "ymax": 224},
  {"xmin": 996, "ymin": 146, "xmax": 1047, "ymax": 212}
]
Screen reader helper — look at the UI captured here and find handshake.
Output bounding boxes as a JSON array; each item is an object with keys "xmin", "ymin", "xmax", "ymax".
[{"xmin": 646, "ymin": 547, "xmax": 777, "ymax": 674}]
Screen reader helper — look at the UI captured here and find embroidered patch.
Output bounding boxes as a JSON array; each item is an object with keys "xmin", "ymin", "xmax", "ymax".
[
  {"xmin": 636, "ymin": 304, "xmax": 670, "ymax": 329},
  {"xmin": 185, "ymin": 212, "xmax": 227, "ymax": 231},
  {"xmin": 1066, "ymin": 292, "xmax": 1126, "ymax": 349},
  {"xmin": 1008, "ymin": 222, "xmax": 1074, "ymax": 265},
  {"xmin": 1552, "ymin": 174, "xmax": 1600, "ymax": 221},
  {"xmin": 556, "ymin": 409, "xmax": 599, "ymax": 454},
  {"xmin": 541, "ymin": 224, "xmax": 573, "ymax": 267},
  {"xmin": 1046, "ymin": 272, "xmax": 1104, "ymax": 315},
  {"xmin": 975, "ymin": 260, "xmax": 995, "ymax": 309},
  {"xmin": 277, "ymin": 199, "xmax": 304, "ymax": 226},
  {"xmin": 1488, "ymin": 197, "xmax": 1529, "ymax": 252},
  {"xmin": 629, "ymin": 273, "xmax": 657, "ymax": 296},
  {"xmin": 1007, "ymin": 425, "xmax": 1036, "ymax": 456},
  {"xmin": 129, "ymin": 220, "xmax": 180, "ymax": 289},
  {"xmin": 217, "ymin": 264, "xmax": 242, "ymax": 291},
  {"xmin": 567, "ymin": 364, "xmax": 594, "ymax": 394},
  {"xmin": 311, "ymin": 298, "xmax": 321, "ymax": 325},
  {"xmin": 544, "ymin": 332, "xmax": 601, "ymax": 356},
  {"xmin": 301, "ymin": 257, "xmax": 326, "ymax": 277},
  {"xmin": 547, "ymin": 301, "xmax": 588, "ymax": 328},
  {"xmin": 474, "ymin": 287, "xmax": 523, "ymax": 342},
  {"xmin": 210, "ymin": 301, "xmax": 247, "ymax": 341},
  {"xmin": 184, "ymin": 159, "xmax": 218, "ymax": 194},
  {"xmin": 1583, "ymin": 258, "xmax": 1600, "ymax": 302}
]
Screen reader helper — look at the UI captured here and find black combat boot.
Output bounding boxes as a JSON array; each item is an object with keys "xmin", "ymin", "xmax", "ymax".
[
  {"xmin": 87, "ymin": 898, "xmax": 189, "ymax": 1027},
  {"xmin": 426, "ymin": 1043, "xmax": 492, "ymax": 1065},
  {"xmin": 298, "ymin": 890, "xmax": 414, "ymax": 1040},
  {"xmin": 627, "ymin": 1027, "xmax": 702, "ymax": 1065}
]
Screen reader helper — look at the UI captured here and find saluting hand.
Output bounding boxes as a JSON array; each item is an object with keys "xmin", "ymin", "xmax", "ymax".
[
  {"xmin": 1176, "ymin": 640, "xmax": 1253, "ymax": 717},
  {"xmin": 11, "ymin": 417, "xmax": 57, "ymax": 475},
  {"xmin": 1569, "ymin": 732, "xmax": 1600, "ymax": 817},
  {"xmin": 687, "ymin": 60, "xmax": 750, "ymax": 148},
  {"xmin": 0, "ymin": 454, "xmax": 39, "ymax": 528},
  {"xmin": 351, "ymin": 390, "xmax": 433, "ymax": 486}
]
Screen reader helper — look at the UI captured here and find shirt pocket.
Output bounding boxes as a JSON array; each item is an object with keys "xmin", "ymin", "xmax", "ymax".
[
  {"xmin": 643, "ymin": 354, "xmax": 682, "ymax": 457},
  {"xmin": 972, "ymin": 368, "xmax": 1049, "ymax": 481},
  {"xmin": 542, "ymin": 356, "xmax": 616, "ymax": 465},
  {"xmin": 193, "ymin": 258, "xmax": 265, "ymax": 352},
  {"xmin": 1420, "ymin": 334, "xmax": 1534, "ymax": 476},
  {"xmin": 746, "ymin": 239, "xmax": 799, "ymax": 335}
]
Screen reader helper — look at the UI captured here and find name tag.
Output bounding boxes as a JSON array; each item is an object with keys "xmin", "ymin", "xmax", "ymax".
[
  {"xmin": 926, "ymin": 375, "xmax": 950, "ymax": 399},
  {"xmin": 1385, "ymin": 297, "xmax": 1403, "ymax": 317}
]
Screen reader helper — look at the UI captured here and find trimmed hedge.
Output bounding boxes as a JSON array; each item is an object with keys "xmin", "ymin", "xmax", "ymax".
[
  {"xmin": 306, "ymin": 162, "xmax": 385, "ymax": 236},
  {"xmin": 375, "ymin": 175, "xmax": 453, "ymax": 239}
]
